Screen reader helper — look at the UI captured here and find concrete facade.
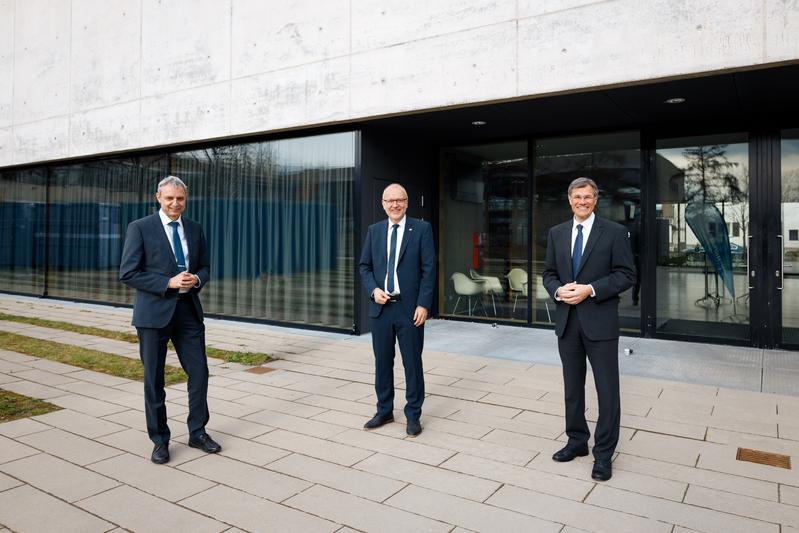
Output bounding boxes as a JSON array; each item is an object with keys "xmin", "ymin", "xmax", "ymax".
[{"xmin": 0, "ymin": 0, "xmax": 798, "ymax": 167}]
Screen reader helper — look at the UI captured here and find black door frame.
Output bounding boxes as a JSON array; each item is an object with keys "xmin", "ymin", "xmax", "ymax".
[{"xmin": 749, "ymin": 126, "xmax": 783, "ymax": 348}]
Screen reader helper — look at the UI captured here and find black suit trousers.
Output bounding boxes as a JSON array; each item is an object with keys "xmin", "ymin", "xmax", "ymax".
[
  {"xmin": 558, "ymin": 306, "xmax": 621, "ymax": 461},
  {"xmin": 137, "ymin": 298, "xmax": 209, "ymax": 445},
  {"xmin": 370, "ymin": 301, "xmax": 425, "ymax": 421}
]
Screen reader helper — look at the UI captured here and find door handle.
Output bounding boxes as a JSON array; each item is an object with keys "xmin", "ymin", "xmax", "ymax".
[
  {"xmin": 778, "ymin": 234, "xmax": 784, "ymax": 291},
  {"xmin": 748, "ymin": 235, "xmax": 754, "ymax": 290}
]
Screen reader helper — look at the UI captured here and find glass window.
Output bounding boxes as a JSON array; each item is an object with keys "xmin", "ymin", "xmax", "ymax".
[
  {"xmin": 655, "ymin": 133, "xmax": 749, "ymax": 341},
  {"xmin": 781, "ymin": 129, "xmax": 799, "ymax": 344},
  {"xmin": 48, "ymin": 157, "xmax": 168, "ymax": 303},
  {"xmin": 439, "ymin": 142, "xmax": 528, "ymax": 322},
  {"xmin": 171, "ymin": 132, "xmax": 356, "ymax": 329},
  {"xmin": 534, "ymin": 132, "xmax": 641, "ymax": 331},
  {"xmin": 0, "ymin": 169, "xmax": 47, "ymax": 294}
]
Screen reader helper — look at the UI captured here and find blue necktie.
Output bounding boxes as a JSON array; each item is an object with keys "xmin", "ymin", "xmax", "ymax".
[
  {"xmin": 168, "ymin": 221, "xmax": 186, "ymax": 270},
  {"xmin": 387, "ymin": 224, "xmax": 399, "ymax": 293},
  {"xmin": 572, "ymin": 224, "xmax": 583, "ymax": 279}
]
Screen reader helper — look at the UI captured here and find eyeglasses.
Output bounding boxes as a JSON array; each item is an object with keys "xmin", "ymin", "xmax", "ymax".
[
  {"xmin": 382, "ymin": 198, "xmax": 408, "ymax": 205},
  {"xmin": 570, "ymin": 195, "xmax": 596, "ymax": 201}
]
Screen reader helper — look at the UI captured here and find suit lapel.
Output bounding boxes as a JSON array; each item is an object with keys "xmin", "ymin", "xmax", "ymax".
[
  {"xmin": 151, "ymin": 214, "xmax": 179, "ymax": 270},
  {"xmin": 397, "ymin": 218, "xmax": 414, "ymax": 264},
  {"xmin": 559, "ymin": 223, "xmax": 572, "ymax": 279},
  {"xmin": 376, "ymin": 219, "xmax": 389, "ymax": 289}
]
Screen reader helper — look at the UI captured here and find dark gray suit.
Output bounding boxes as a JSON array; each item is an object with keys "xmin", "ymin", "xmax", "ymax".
[
  {"xmin": 358, "ymin": 217, "xmax": 435, "ymax": 421},
  {"xmin": 542, "ymin": 215, "xmax": 635, "ymax": 460},
  {"xmin": 120, "ymin": 213, "xmax": 210, "ymax": 445}
]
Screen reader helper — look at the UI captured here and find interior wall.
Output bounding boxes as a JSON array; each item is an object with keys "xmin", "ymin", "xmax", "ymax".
[{"xmin": 356, "ymin": 127, "xmax": 436, "ymax": 334}]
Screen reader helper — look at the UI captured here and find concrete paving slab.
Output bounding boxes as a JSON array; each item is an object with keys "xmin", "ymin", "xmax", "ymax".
[
  {"xmin": 0, "ymin": 417, "xmax": 51, "ymax": 438},
  {"xmin": 180, "ymin": 485, "xmax": 337, "ymax": 533},
  {"xmin": 88, "ymin": 452, "xmax": 216, "ymax": 502},
  {"xmin": 285, "ymin": 484, "xmax": 452, "ymax": 533},
  {"xmin": 387, "ymin": 484, "xmax": 563, "ymax": 533},
  {"xmin": 0, "ymin": 452, "xmax": 119, "ymax": 502},
  {"xmin": 17, "ymin": 428, "xmax": 123, "ymax": 466},
  {"xmin": 0, "ymin": 434, "xmax": 39, "ymax": 464},
  {"xmin": 0, "ymin": 485, "xmax": 113, "ymax": 533},
  {"xmin": 177, "ymin": 453, "xmax": 311, "ymax": 502},
  {"xmin": 77, "ymin": 485, "xmax": 226, "ymax": 532},
  {"xmin": 270, "ymin": 453, "xmax": 406, "ymax": 502}
]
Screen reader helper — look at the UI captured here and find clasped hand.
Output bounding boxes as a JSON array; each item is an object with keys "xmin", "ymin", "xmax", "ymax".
[
  {"xmin": 168, "ymin": 272, "xmax": 197, "ymax": 290},
  {"xmin": 558, "ymin": 282, "xmax": 592, "ymax": 305}
]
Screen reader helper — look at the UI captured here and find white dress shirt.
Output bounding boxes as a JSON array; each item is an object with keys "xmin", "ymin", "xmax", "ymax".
[
  {"xmin": 384, "ymin": 215, "xmax": 406, "ymax": 295},
  {"xmin": 570, "ymin": 212, "xmax": 595, "ymax": 257},
  {"xmin": 159, "ymin": 210, "xmax": 191, "ymax": 293},
  {"xmin": 556, "ymin": 212, "xmax": 596, "ymax": 299}
]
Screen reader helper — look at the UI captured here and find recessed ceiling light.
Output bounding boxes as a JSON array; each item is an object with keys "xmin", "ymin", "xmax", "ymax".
[
  {"xmin": 471, "ymin": 120, "xmax": 487, "ymax": 126},
  {"xmin": 664, "ymin": 97, "xmax": 686, "ymax": 104}
]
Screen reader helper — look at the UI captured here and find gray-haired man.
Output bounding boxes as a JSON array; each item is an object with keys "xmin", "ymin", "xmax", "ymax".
[{"xmin": 120, "ymin": 176, "xmax": 220, "ymax": 464}]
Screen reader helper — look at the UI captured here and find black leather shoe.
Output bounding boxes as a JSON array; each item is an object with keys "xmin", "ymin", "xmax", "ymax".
[
  {"xmin": 591, "ymin": 459, "xmax": 612, "ymax": 481},
  {"xmin": 552, "ymin": 444, "xmax": 589, "ymax": 462},
  {"xmin": 363, "ymin": 413, "xmax": 394, "ymax": 429},
  {"xmin": 406, "ymin": 419, "xmax": 422, "ymax": 437},
  {"xmin": 151, "ymin": 443, "xmax": 169, "ymax": 464},
  {"xmin": 188, "ymin": 432, "xmax": 222, "ymax": 454}
]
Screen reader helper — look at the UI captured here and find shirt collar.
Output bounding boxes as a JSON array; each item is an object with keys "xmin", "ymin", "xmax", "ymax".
[
  {"xmin": 387, "ymin": 215, "xmax": 406, "ymax": 229},
  {"xmin": 159, "ymin": 209, "xmax": 182, "ymax": 227},
  {"xmin": 573, "ymin": 212, "xmax": 595, "ymax": 232}
]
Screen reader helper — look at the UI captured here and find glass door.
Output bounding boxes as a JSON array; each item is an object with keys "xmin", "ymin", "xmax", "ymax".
[{"xmin": 654, "ymin": 134, "xmax": 750, "ymax": 342}]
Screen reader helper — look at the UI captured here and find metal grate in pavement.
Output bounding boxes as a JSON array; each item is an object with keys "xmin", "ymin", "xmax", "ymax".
[
  {"xmin": 736, "ymin": 447, "xmax": 791, "ymax": 469},
  {"xmin": 245, "ymin": 366, "xmax": 276, "ymax": 374}
]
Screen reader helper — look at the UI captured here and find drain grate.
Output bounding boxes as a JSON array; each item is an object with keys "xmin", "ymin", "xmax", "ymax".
[
  {"xmin": 245, "ymin": 366, "xmax": 276, "ymax": 374},
  {"xmin": 736, "ymin": 447, "xmax": 791, "ymax": 469}
]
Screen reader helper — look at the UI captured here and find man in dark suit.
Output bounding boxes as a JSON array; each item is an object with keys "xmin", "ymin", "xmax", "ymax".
[
  {"xmin": 358, "ymin": 183, "xmax": 435, "ymax": 437},
  {"xmin": 120, "ymin": 175, "xmax": 221, "ymax": 464},
  {"xmin": 542, "ymin": 177, "xmax": 635, "ymax": 481}
]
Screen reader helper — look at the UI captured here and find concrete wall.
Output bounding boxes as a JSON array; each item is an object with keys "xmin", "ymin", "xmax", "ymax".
[{"xmin": 1, "ymin": 0, "xmax": 797, "ymax": 167}]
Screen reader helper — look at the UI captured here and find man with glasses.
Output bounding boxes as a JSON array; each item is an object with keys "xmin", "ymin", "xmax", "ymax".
[
  {"xmin": 358, "ymin": 183, "xmax": 435, "ymax": 436},
  {"xmin": 542, "ymin": 177, "xmax": 635, "ymax": 481}
]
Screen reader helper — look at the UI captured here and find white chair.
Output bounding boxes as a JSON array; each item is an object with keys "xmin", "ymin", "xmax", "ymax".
[
  {"xmin": 506, "ymin": 268, "xmax": 528, "ymax": 314},
  {"xmin": 535, "ymin": 275, "xmax": 552, "ymax": 323},
  {"xmin": 469, "ymin": 268, "xmax": 503, "ymax": 315},
  {"xmin": 451, "ymin": 272, "xmax": 487, "ymax": 316}
]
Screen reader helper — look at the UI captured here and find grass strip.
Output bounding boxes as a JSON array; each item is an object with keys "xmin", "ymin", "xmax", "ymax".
[
  {"xmin": 0, "ymin": 312, "xmax": 273, "ymax": 365},
  {"xmin": 0, "ymin": 390, "xmax": 61, "ymax": 422},
  {"xmin": 211, "ymin": 350, "xmax": 271, "ymax": 366},
  {"xmin": 0, "ymin": 312, "xmax": 139, "ymax": 343},
  {"xmin": 0, "ymin": 331, "xmax": 187, "ymax": 384}
]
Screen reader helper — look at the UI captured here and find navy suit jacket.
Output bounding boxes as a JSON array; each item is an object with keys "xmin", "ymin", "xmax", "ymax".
[
  {"xmin": 119, "ymin": 213, "xmax": 210, "ymax": 328},
  {"xmin": 542, "ymin": 215, "xmax": 635, "ymax": 340},
  {"xmin": 358, "ymin": 217, "xmax": 436, "ymax": 319}
]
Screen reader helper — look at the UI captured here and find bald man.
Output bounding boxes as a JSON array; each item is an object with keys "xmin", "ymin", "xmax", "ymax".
[{"xmin": 358, "ymin": 183, "xmax": 435, "ymax": 436}]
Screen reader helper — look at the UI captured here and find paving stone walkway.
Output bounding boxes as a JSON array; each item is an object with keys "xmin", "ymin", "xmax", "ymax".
[{"xmin": 1, "ymin": 295, "xmax": 799, "ymax": 532}]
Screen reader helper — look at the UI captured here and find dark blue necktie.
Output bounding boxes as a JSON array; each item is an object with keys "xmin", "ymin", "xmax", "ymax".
[
  {"xmin": 168, "ymin": 221, "xmax": 186, "ymax": 270},
  {"xmin": 572, "ymin": 224, "xmax": 583, "ymax": 279},
  {"xmin": 387, "ymin": 224, "xmax": 399, "ymax": 293}
]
